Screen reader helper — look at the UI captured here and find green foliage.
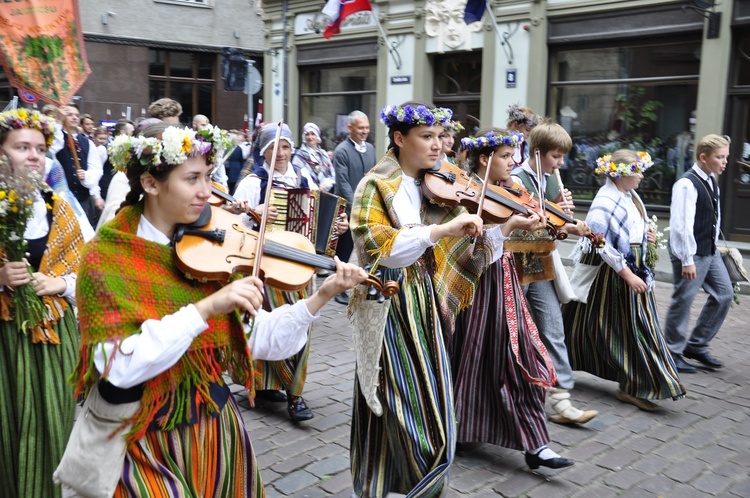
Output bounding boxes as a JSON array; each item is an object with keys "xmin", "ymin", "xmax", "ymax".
[
  {"xmin": 23, "ymin": 35, "xmax": 64, "ymax": 63},
  {"xmin": 615, "ymin": 87, "xmax": 663, "ymax": 140}
]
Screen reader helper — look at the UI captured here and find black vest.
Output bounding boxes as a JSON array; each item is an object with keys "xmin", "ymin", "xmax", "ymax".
[
  {"xmin": 684, "ymin": 170, "xmax": 718, "ymax": 256},
  {"xmin": 56, "ymin": 132, "xmax": 90, "ymax": 202}
]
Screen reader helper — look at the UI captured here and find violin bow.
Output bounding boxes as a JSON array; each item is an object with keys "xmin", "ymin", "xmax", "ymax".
[
  {"xmin": 475, "ymin": 151, "xmax": 494, "ymax": 218},
  {"xmin": 534, "ymin": 149, "xmax": 547, "ymax": 218},
  {"xmin": 553, "ymin": 168, "xmax": 571, "ymax": 215},
  {"xmin": 252, "ymin": 120, "xmax": 285, "ymax": 279}
]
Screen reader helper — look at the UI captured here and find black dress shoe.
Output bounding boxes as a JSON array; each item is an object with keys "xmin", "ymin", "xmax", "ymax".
[
  {"xmin": 334, "ymin": 291, "xmax": 349, "ymax": 305},
  {"xmin": 525, "ymin": 451, "xmax": 575, "ymax": 470},
  {"xmin": 672, "ymin": 355, "xmax": 698, "ymax": 374},
  {"xmin": 683, "ymin": 350, "xmax": 723, "ymax": 369},
  {"xmin": 255, "ymin": 389, "xmax": 287, "ymax": 402},
  {"xmin": 287, "ymin": 394, "xmax": 314, "ymax": 421}
]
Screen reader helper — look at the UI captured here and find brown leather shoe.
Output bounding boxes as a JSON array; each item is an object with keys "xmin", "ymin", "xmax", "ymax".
[{"xmin": 616, "ymin": 391, "xmax": 659, "ymax": 412}]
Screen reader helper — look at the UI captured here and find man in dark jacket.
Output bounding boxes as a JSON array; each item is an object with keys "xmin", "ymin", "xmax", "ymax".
[{"xmin": 332, "ymin": 110, "xmax": 376, "ymax": 304}]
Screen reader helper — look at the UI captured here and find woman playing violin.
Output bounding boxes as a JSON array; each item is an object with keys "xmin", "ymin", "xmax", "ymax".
[
  {"xmin": 349, "ymin": 102, "xmax": 508, "ymax": 497},
  {"xmin": 510, "ymin": 121, "xmax": 598, "ymax": 425},
  {"xmin": 72, "ymin": 125, "xmax": 367, "ymax": 497},
  {"xmin": 452, "ymin": 129, "xmax": 573, "ymax": 470}
]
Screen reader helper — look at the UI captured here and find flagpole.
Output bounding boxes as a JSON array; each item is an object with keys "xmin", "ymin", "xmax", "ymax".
[
  {"xmin": 376, "ymin": 18, "xmax": 402, "ymax": 70},
  {"xmin": 484, "ymin": 1, "xmax": 514, "ymax": 65}
]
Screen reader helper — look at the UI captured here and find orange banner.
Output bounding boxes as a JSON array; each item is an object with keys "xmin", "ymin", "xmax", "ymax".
[{"xmin": 0, "ymin": 0, "xmax": 90, "ymax": 105}]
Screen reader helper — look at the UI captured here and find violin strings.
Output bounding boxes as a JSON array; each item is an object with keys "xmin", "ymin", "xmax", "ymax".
[{"xmin": 263, "ymin": 240, "xmax": 335, "ymax": 269}]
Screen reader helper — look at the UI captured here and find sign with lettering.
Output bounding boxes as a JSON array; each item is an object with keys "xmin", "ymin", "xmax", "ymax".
[
  {"xmin": 506, "ymin": 69, "xmax": 517, "ymax": 89},
  {"xmin": 295, "ymin": 5, "xmax": 379, "ymax": 36},
  {"xmin": 390, "ymin": 76, "xmax": 411, "ymax": 85}
]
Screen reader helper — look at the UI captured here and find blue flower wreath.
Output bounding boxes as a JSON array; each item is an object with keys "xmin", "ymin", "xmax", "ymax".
[
  {"xmin": 461, "ymin": 130, "xmax": 524, "ymax": 150},
  {"xmin": 380, "ymin": 104, "xmax": 453, "ymax": 128}
]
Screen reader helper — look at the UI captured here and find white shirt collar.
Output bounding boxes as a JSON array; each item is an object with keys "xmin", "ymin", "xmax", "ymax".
[
  {"xmin": 137, "ymin": 214, "xmax": 171, "ymax": 245},
  {"xmin": 349, "ymin": 137, "xmax": 367, "ymax": 153},
  {"xmin": 691, "ymin": 163, "xmax": 713, "ymax": 183},
  {"xmin": 263, "ymin": 162, "xmax": 298, "ymax": 184}
]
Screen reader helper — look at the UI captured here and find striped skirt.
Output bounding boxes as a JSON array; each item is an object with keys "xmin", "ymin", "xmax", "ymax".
[
  {"xmin": 114, "ymin": 394, "xmax": 263, "ymax": 497},
  {"xmin": 0, "ymin": 308, "xmax": 79, "ymax": 498},
  {"xmin": 562, "ymin": 246, "xmax": 685, "ymax": 400},
  {"xmin": 253, "ymin": 285, "xmax": 311, "ymax": 396},
  {"xmin": 351, "ymin": 268, "xmax": 454, "ymax": 498},
  {"xmin": 452, "ymin": 253, "xmax": 555, "ymax": 451}
]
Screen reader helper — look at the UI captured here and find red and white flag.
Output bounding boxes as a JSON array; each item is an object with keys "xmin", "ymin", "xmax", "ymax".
[{"xmin": 322, "ymin": 0, "xmax": 373, "ymax": 39}]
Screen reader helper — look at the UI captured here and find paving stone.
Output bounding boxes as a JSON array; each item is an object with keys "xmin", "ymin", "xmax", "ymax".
[
  {"xmin": 663, "ymin": 411, "xmax": 703, "ymax": 429},
  {"xmin": 319, "ymin": 471, "xmax": 354, "ymax": 495},
  {"xmin": 639, "ymin": 474, "xmax": 679, "ymax": 494},
  {"xmin": 306, "ymin": 412, "xmax": 350, "ymax": 432},
  {"xmin": 572, "ymin": 483, "xmax": 620, "ymax": 498},
  {"xmin": 272, "ymin": 470, "xmax": 320, "ymax": 496},
  {"xmin": 592, "ymin": 427, "xmax": 631, "ymax": 447},
  {"xmin": 594, "ymin": 447, "xmax": 640, "ymax": 471},
  {"xmin": 561, "ymin": 462, "xmax": 608, "ymax": 486},
  {"xmin": 691, "ymin": 472, "xmax": 733, "ymax": 495},
  {"xmin": 452, "ymin": 467, "xmax": 509, "ymax": 494},
  {"xmin": 306, "ymin": 454, "xmax": 349, "ymax": 478},
  {"xmin": 271, "ymin": 453, "xmax": 315, "ymax": 475},
  {"xmin": 682, "ymin": 428, "xmax": 721, "ymax": 449},
  {"xmin": 566, "ymin": 441, "xmax": 611, "ymax": 461},
  {"xmin": 602, "ymin": 468, "xmax": 647, "ymax": 490},
  {"xmin": 630, "ymin": 453, "xmax": 671, "ymax": 474},
  {"xmin": 729, "ymin": 477, "xmax": 750, "ymax": 497},
  {"xmin": 718, "ymin": 433, "xmax": 750, "ymax": 452},
  {"xmin": 662, "ymin": 459, "xmax": 708, "ymax": 483}
]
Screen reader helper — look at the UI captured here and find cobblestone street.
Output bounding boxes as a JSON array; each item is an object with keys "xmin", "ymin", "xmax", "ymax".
[{"xmin": 235, "ymin": 277, "xmax": 750, "ymax": 497}]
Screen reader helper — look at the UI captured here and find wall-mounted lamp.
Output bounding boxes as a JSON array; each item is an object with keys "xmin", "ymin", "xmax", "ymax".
[
  {"xmin": 683, "ymin": 0, "xmax": 721, "ymax": 39},
  {"xmin": 101, "ymin": 11, "xmax": 116, "ymax": 26}
]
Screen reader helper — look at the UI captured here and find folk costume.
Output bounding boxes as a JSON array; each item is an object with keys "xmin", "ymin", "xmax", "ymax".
[
  {"xmin": 349, "ymin": 149, "xmax": 502, "ymax": 497},
  {"xmin": 0, "ymin": 192, "xmax": 83, "ymax": 498},
  {"xmin": 73, "ymin": 202, "xmax": 314, "ymax": 496},
  {"xmin": 453, "ymin": 253, "xmax": 556, "ymax": 449},
  {"xmin": 232, "ymin": 123, "xmax": 316, "ymax": 419},
  {"xmin": 452, "ymin": 131, "xmax": 556, "ymax": 454},
  {"xmin": 563, "ymin": 164, "xmax": 685, "ymax": 403},
  {"xmin": 293, "ymin": 123, "xmax": 335, "ymax": 192}
]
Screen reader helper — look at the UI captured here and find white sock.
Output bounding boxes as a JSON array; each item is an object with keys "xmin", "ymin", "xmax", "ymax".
[{"xmin": 531, "ymin": 445, "xmax": 561, "ymax": 460}]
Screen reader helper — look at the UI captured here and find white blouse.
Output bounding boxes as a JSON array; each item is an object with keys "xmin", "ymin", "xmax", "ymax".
[
  {"xmin": 93, "ymin": 214, "xmax": 316, "ymax": 389},
  {"xmin": 380, "ymin": 173, "xmax": 506, "ymax": 268}
]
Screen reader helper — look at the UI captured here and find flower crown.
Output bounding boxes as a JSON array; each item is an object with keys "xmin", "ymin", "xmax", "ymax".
[
  {"xmin": 507, "ymin": 104, "xmax": 540, "ymax": 127},
  {"xmin": 443, "ymin": 120, "xmax": 465, "ymax": 134},
  {"xmin": 0, "ymin": 109, "xmax": 56, "ymax": 148},
  {"xmin": 108, "ymin": 124, "xmax": 232, "ymax": 174},
  {"xmin": 380, "ymin": 104, "xmax": 453, "ymax": 128},
  {"xmin": 461, "ymin": 130, "xmax": 524, "ymax": 150},
  {"xmin": 594, "ymin": 151, "xmax": 653, "ymax": 178}
]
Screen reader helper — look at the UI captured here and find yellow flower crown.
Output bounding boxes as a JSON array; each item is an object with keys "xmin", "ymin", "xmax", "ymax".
[{"xmin": 0, "ymin": 109, "xmax": 56, "ymax": 148}]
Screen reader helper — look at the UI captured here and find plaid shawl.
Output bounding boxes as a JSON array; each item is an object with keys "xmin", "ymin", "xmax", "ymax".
[
  {"xmin": 0, "ymin": 194, "xmax": 83, "ymax": 344},
  {"xmin": 351, "ymin": 150, "xmax": 492, "ymax": 336},
  {"xmin": 73, "ymin": 203, "xmax": 254, "ymax": 444}
]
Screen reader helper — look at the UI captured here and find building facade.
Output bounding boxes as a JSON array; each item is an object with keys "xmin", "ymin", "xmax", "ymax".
[
  {"xmin": 0, "ymin": 0, "xmax": 267, "ymax": 130},
  {"xmin": 261, "ymin": 0, "xmax": 750, "ymax": 240}
]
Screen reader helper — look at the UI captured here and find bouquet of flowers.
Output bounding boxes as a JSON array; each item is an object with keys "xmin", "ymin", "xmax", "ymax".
[
  {"xmin": 646, "ymin": 215, "xmax": 667, "ymax": 269},
  {"xmin": 0, "ymin": 157, "xmax": 48, "ymax": 333}
]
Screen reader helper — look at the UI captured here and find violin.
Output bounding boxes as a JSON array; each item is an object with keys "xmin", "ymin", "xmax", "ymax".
[
  {"xmin": 499, "ymin": 182, "xmax": 577, "ymax": 239},
  {"xmin": 208, "ymin": 181, "xmax": 261, "ymax": 225},
  {"xmin": 173, "ymin": 204, "xmax": 399, "ymax": 296},
  {"xmin": 421, "ymin": 161, "xmax": 535, "ymax": 224},
  {"xmin": 421, "ymin": 161, "xmax": 581, "ymax": 240}
]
